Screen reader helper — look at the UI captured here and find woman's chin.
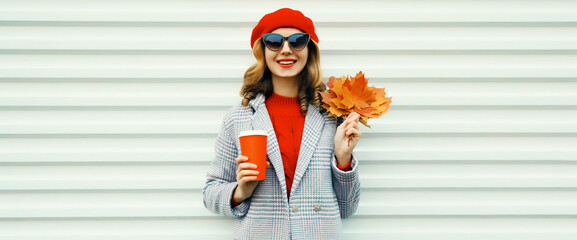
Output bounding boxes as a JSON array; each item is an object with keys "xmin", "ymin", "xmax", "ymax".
[{"xmin": 270, "ymin": 68, "xmax": 305, "ymax": 79}]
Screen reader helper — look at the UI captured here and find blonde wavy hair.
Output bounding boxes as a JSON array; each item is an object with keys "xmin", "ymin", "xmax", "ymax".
[{"xmin": 240, "ymin": 38, "xmax": 326, "ymax": 115}]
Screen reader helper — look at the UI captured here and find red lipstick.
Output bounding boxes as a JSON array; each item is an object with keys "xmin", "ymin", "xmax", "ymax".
[{"xmin": 276, "ymin": 58, "xmax": 297, "ymax": 68}]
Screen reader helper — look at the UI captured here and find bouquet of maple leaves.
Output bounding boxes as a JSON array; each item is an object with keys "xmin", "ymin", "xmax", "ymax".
[{"xmin": 320, "ymin": 71, "xmax": 391, "ymax": 127}]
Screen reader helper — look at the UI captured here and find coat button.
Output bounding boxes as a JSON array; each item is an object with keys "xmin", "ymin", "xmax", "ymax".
[
  {"xmin": 314, "ymin": 204, "xmax": 322, "ymax": 212},
  {"xmin": 292, "ymin": 205, "xmax": 299, "ymax": 213}
]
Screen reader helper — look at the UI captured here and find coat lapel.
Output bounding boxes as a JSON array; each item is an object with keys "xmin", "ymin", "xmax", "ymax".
[
  {"xmin": 248, "ymin": 93, "xmax": 326, "ymax": 202},
  {"xmin": 289, "ymin": 104, "xmax": 325, "ymax": 198},
  {"xmin": 249, "ymin": 94, "xmax": 288, "ymax": 201}
]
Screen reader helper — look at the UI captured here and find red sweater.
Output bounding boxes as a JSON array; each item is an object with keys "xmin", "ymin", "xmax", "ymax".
[
  {"xmin": 266, "ymin": 93, "xmax": 351, "ymax": 197},
  {"xmin": 266, "ymin": 92, "xmax": 306, "ymax": 197},
  {"xmin": 232, "ymin": 92, "xmax": 351, "ymax": 206}
]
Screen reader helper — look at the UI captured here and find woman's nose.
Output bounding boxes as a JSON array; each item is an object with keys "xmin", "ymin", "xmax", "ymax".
[{"xmin": 280, "ymin": 41, "xmax": 292, "ymax": 54}]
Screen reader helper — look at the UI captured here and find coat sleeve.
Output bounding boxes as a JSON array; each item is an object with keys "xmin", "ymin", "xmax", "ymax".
[
  {"xmin": 202, "ymin": 113, "xmax": 251, "ymax": 218},
  {"xmin": 331, "ymin": 152, "xmax": 361, "ymax": 219}
]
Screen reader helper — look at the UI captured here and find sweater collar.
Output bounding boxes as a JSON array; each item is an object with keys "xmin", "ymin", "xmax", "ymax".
[{"xmin": 250, "ymin": 93, "xmax": 321, "ymax": 113}]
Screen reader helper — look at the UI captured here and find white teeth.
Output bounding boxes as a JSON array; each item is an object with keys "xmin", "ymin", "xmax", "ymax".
[{"xmin": 278, "ymin": 61, "xmax": 296, "ymax": 64}]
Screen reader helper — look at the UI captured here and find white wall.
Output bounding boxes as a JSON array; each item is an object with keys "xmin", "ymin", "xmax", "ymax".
[{"xmin": 1, "ymin": 0, "xmax": 576, "ymax": 239}]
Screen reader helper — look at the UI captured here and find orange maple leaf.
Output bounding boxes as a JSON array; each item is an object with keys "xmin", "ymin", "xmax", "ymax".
[{"xmin": 321, "ymin": 71, "xmax": 392, "ymax": 127}]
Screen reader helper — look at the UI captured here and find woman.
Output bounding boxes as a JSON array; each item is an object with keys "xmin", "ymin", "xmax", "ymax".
[{"xmin": 203, "ymin": 8, "xmax": 362, "ymax": 240}]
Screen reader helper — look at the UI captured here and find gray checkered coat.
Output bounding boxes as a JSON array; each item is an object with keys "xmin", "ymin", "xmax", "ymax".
[{"xmin": 203, "ymin": 93, "xmax": 361, "ymax": 240}]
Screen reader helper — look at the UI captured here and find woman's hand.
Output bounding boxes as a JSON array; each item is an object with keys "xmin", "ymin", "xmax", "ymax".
[
  {"xmin": 232, "ymin": 156, "xmax": 270, "ymax": 204},
  {"xmin": 334, "ymin": 112, "xmax": 362, "ymax": 167}
]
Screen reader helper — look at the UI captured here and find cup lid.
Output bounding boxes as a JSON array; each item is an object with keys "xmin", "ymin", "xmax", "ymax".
[{"xmin": 239, "ymin": 130, "xmax": 268, "ymax": 137}]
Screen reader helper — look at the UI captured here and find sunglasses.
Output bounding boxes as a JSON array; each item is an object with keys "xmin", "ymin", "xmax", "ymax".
[{"xmin": 262, "ymin": 33, "xmax": 310, "ymax": 51}]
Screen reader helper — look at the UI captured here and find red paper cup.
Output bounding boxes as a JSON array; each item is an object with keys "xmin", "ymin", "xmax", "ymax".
[{"xmin": 239, "ymin": 130, "xmax": 268, "ymax": 181}]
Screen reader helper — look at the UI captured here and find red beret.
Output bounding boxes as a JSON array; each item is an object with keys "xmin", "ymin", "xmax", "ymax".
[{"xmin": 250, "ymin": 8, "xmax": 319, "ymax": 49}]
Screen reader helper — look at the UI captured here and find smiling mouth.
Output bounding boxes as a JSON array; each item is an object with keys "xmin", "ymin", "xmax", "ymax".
[{"xmin": 277, "ymin": 60, "xmax": 297, "ymax": 68}]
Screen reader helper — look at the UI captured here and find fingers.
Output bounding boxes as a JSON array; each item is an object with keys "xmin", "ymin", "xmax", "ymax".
[
  {"xmin": 237, "ymin": 162, "xmax": 257, "ymax": 172},
  {"xmin": 235, "ymin": 155, "xmax": 263, "ymax": 183},
  {"xmin": 340, "ymin": 112, "xmax": 360, "ymax": 126},
  {"xmin": 235, "ymin": 156, "xmax": 256, "ymax": 169},
  {"xmin": 235, "ymin": 155, "xmax": 249, "ymax": 165},
  {"xmin": 347, "ymin": 112, "xmax": 361, "ymax": 123},
  {"xmin": 343, "ymin": 114, "xmax": 363, "ymax": 141},
  {"xmin": 339, "ymin": 113, "xmax": 358, "ymax": 129},
  {"xmin": 345, "ymin": 127, "xmax": 362, "ymax": 139},
  {"xmin": 345, "ymin": 120, "xmax": 358, "ymax": 129},
  {"xmin": 237, "ymin": 176, "xmax": 258, "ymax": 184},
  {"xmin": 345, "ymin": 119, "xmax": 360, "ymax": 132},
  {"xmin": 236, "ymin": 169, "xmax": 260, "ymax": 182}
]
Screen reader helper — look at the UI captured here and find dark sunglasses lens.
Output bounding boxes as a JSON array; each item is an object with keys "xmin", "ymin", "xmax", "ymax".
[
  {"xmin": 264, "ymin": 34, "xmax": 283, "ymax": 50},
  {"xmin": 289, "ymin": 34, "xmax": 309, "ymax": 50}
]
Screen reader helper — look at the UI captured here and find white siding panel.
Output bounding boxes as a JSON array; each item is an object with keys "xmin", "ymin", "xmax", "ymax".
[
  {"xmin": 1, "ymin": 0, "xmax": 576, "ymax": 239},
  {"xmin": 3, "ymin": 55, "xmax": 577, "ymax": 79},
  {"xmin": 2, "ymin": 27, "xmax": 577, "ymax": 51}
]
